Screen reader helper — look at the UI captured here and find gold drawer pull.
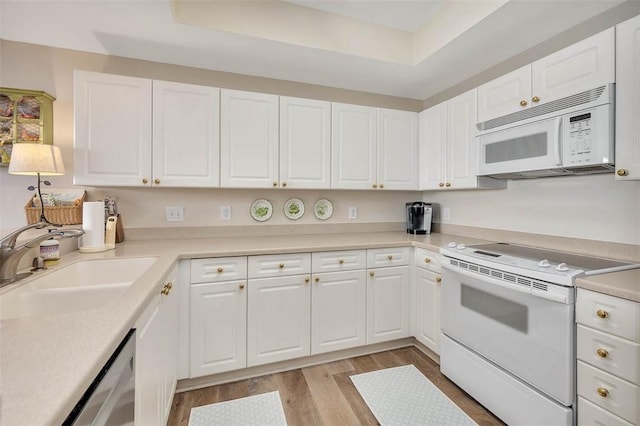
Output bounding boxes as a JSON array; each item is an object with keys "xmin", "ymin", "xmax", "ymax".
[
  {"xmin": 597, "ymin": 387, "xmax": 609, "ymax": 398},
  {"xmin": 154, "ymin": 178, "xmax": 160, "ymax": 185},
  {"xmin": 161, "ymin": 284, "xmax": 171, "ymax": 296},
  {"xmin": 532, "ymin": 96, "xmax": 540, "ymax": 103},
  {"xmin": 315, "ymin": 277, "xmax": 320, "ymax": 282},
  {"xmin": 217, "ymin": 267, "xmax": 223, "ymax": 273},
  {"xmin": 279, "ymin": 263, "xmax": 285, "ymax": 269},
  {"xmin": 617, "ymin": 169, "xmax": 629, "ymax": 177},
  {"xmin": 596, "ymin": 309, "xmax": 608, "ymax": 319},
  {"xmin": 166, "ymin": 282, "xmax": 173, "ymax": 290},
  {"xmin": 379, "ymin": 184, "xmax": 384, "ymax": 189},
  {"xmin": 425, "ymin": 258, "xmax": 431, "ymax": 263},
  {"xmin": 445, "ymin": 182, "xmax": 451, "ymax": 187},
  {"xmin": 597, "ymin": 348, "xmax": 608, "ymax": 358},
  {"xmin": 142, "ymin": 178, "xmax": 149, "ymax": 184},
  {"xmin": 520, "ymin": 100, "xmax": 527, "ymax": 107},
  {"xmin": 272, "ymin": 181, "xmax": 278, "ymax": 187},
  {"xmin": 239, "ymin": 283, "xmax": 245, "ymax": 289},
  {"xmin": 372, "ymin": 183, "xmax": 378, "ymax": 188},
  {"xmin": 436, "ymin": 277, "xmax": 442, "ymax": 283},
  {"xmin": 388, "ymin": 255, "xmax": 393, "ymax": 260},
  {"xmin": 370, "ymin": 271, "xmax": 375, "ymax": 277},
  {"xmin": 304, "ymin": 277, "xmax": 310, "ymax": 283},
  {"xmin": 338, "ymin": 259, "xmax": 344, "ymax": 264},
  {"xmin": 438, "ymin": 182, "xmax": 444, "ymax": 187}
]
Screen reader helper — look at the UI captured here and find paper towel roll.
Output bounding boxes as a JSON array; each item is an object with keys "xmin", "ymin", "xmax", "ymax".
[{"xmin": 81, "ymin": 201, "xmax": 105, "ymax": 248}]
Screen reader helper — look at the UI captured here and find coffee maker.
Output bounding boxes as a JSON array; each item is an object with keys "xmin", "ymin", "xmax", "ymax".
[{"xmin": 406, "ymin": 202, "xmax": 432, "ymax": 235}]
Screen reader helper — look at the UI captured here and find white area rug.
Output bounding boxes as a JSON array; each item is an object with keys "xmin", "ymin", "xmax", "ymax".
[
  {"xmin": 188, "ymin": 390, "xmax": 287, "ymax": 426},
  {"xmin": 350, "ymin": 364, "xmax": 478, "ymax": 426}
]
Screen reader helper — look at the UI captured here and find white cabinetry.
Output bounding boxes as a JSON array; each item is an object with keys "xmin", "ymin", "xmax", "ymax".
[
  {"xmin": 477, "ymin": 28, "xmax": 614, "ymax": 123},
  {"xmin": 615, "ymin": 15, "xmax": 640, "ymax": 180},
  {"xmin": 414, "ymin": 247, "xmax": 441, "ymax": 354},
  {"xmin": 310, "ymin": 250, "xmax": 367, "ymax": 354},
  {"xmin": 220, "ymin": 89, "xmax": 279, "ymax": 188},
  {"xmin": 74, "ymin": 72, "xmax": 220, "ymax": 187},
  {"xmin": 366, "ymin": 248, "xmax": 410, "ymax": 344},
  {"xmin": 576, "ymin": 288, "xmax": 640, "ymax": 425},
  {"xmin": 189, "ymin": 257, "xmax": 247, "ymax": 377},
  {"xmin": 280, "ymin": 96, "xmax": 331, "ymax": 188},
  {"xmin": 419, "ymin": 90, "xmax": 503, "ymax": 190},
  {"xmin": 332, "ymin": 103, "xmax": 418, "ymax": 190},
  {"xmin": 135, "ymin": 267, "xmax": 179, "ymax": 426},
  {"xmin": 246, "ymin": 254, "xmax": 311, "ymax": 366}
]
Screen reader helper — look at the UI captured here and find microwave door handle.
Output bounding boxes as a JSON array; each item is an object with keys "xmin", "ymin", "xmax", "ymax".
[{"xmin": 554, "ymin": 117, "xmax": 562, "ymax": 166}]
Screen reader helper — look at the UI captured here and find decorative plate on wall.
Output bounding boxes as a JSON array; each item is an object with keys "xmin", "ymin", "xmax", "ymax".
[
  {"xmin": 313, "ymin": 199, "xmax": 333, "ymax": 220},
  {"xmin": 284, "ymin": 198, "xmax": 305, "ymax": 220},
  {"xmin": 250, "ymin": 199, "xmax": 273, "ymax": 222}
]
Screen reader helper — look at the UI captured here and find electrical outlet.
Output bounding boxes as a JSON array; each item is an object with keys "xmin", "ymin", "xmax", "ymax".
[
  {"xmin": 443, "ymin": 207, "xmax": 451, "ymax": 222},
  {"xmin": 348, "ymin": 207, "xmax": 358, "ymax": 220},
  {"xmin": 166, "ymin": 206, "xmax": 184, "ymax": 222},
  {"xmin": 221, "ymin": 206, "xmax": 231, "ymax": 220}
]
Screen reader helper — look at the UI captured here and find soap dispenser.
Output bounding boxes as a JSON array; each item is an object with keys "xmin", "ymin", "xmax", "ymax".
[{"xmin": 105, "ymin": 216, "xmax": 117, "ymax": 249}]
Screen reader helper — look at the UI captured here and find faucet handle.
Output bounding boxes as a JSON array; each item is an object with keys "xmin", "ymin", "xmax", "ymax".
[{"xmin": 31, "ymin": 256, "xmax": 46, "ymax": 271}]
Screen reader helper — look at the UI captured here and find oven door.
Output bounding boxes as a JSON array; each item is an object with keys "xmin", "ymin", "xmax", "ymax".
[{"xmin": 441, "ymin": 263, "xmax": 574, "ymax": 405}]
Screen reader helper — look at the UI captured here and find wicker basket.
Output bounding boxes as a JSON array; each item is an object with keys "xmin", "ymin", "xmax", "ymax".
[{"xmin": 25, "ymin": 191, "xmax": 86, "ymax": 225}]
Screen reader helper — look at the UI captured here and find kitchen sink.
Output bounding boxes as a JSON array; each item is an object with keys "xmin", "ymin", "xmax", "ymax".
[{"xmin": 0, "ymin": 257, "xmax": 158, "ymax": 320}]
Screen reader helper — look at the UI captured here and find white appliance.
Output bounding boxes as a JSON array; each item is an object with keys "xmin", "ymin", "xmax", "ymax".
[
  {"xmin": 439, "ymin": 242, "xmax": 638, "ymax": 426},
  {"xmin": 477, "ymin": 84, "xmax": 614, "ymax": 179}
]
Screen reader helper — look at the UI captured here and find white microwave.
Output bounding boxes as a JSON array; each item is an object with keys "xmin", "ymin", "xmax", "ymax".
[{"xmin": 477, "ymin": 85, "xmax": 614, "ymax": 179}]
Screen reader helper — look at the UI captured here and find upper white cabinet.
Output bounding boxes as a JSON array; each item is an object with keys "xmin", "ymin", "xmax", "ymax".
[
  {"xmin": 153, "ymin": 81, "xmax": 220, "ymax": 187},
  {"xmin": 477, "ymin": 28, "xmax": 615, "ymax": 123},
  {"xmin": 280, "ymin": 96, "xmax": 331, "ymax": 189},
  {"xmin": 220, "ymin": 89, "xmax": 279, "ymax": 188},
  {"xmin": 332, "ymin": 103, "xmax": 418, "ymax": 190},
  {"xmin": 74, "ymin": 71, "xmax": 220, "ymax": 187},
  {"xmin": 615, "ymin": 14, "xmax": 640, "ymax": 180},
  {"xmin": 74, "ymin": 71, "xmax": 152, "ymax": 186}
]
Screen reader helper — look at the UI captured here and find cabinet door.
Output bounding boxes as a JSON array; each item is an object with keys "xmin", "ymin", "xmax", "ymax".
[
  {"xmin": 153, "ymin": 81, "xmax": 220, "ymax": 187},
  {"xmin": 447, "ymin": 89, "xmax": 479, "ymax": 189},
  {"xmin": 615, "ymin": 15, "xmax": 640, "ymax": 180},
  {"xmin": 220, "ymin": 89, "xmax": 279, "ymax": 188},
  {"xmin": 419, "ymin": 103, "xmax": 447, "ymax": 190},
  {"xmin": 311, "ymin": 270, "xmax": 366, "ymax": 354},
  {"xmin": 247, "ymin": 275, "xmax": 311, "ymax": 366},
  {"xmin": 160, "ymin": 268, "xmax": 179, "ymax": 422},
  {"xmin": 415, "ymin": 268, "xmax": 441, "ymax": 354},
  {"xmin": 476, "ymin": 65, "xmax": 531, "ymax": 123},
  {"xmin": 377, "ymin": 109, "xmax": 418, "ymax": 190},
  {"xmin": 532, "ymin": 28, "xmax": 614, "ymax": 107},
  {"xmin": 190, "ymin": 280, "xmax": 247, "ymax": 377},
  {"xmin": 331, "ymin": 103, "xmax": 377, "ymax": 189},
  {"xmin": 280, "ymin": 96, "xmax": 331, "ymax": 189},
  {"xmin": 74, "ymin": 71, "xmax": 152, "ymax": 186},
  {"xmin": 366, "ymin": 266, "xmax": 409, "ymax": 344}
]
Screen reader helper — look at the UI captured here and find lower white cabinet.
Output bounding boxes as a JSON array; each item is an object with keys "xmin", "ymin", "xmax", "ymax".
[
  {"xmin": 311, "ymin": 269, "xmax": 367, "ymax": 354},
  {"xmin": 135, "ymin": 267, "xmax": 179, "ymax": 426},
  {"xmin": 247, "ymin": 274, "xmax": 311, "ymax": 366},
  {"xmin": 366, "ymin": 265, "xmax": 410, "ymax": 344},
  {"xmin": 414, "ymin": 248, "xmax": 442, "ymax": 354}
]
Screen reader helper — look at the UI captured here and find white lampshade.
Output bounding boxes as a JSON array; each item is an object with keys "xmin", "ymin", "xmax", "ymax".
[{"xmin": 8, "ymin": 143, "xmax": 65, "ymax": 176}]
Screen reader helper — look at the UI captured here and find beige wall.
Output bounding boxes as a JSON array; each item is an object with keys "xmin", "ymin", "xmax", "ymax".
[{"xmin": 0, "ymin": 40, "xmax": 422, "ymax": 231}]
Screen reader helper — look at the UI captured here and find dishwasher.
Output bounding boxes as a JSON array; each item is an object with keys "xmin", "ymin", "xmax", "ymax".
[{"xmin": 63, "ymin": 329, "xmax": 136, "ymax": 425}]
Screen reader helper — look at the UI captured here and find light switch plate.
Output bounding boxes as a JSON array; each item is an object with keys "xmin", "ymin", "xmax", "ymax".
[
  {"xmin": 166, "ymin": 206, "xmax": 184, "ymax": 222},
  {"xmin": 348, "ymin": 207, "xmax": 358, "ymax": 220},
  {"xmin": 221, "ymin": 206, "xmax": 231, "ymax": 220}
]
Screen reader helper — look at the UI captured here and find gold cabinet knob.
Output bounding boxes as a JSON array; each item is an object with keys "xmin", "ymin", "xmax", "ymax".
[
  {"xmin": 370, "ymin": 271, "xmax": 375, "ymax": 277},
  {"xmin": 239, "ymin": 283, "xmax": 245, "ymax": 289},
  {"xmin": 161, "ymin": 284, "xmax": 170, "ymax": 296},
  {"xmin": 282, "ymin": 181, "xmax": 287, "ymax": 187},
  {"xmin": 597, "ymin": 387, "xmax": 609, "ymax": 398},
  {"xmin": 388, "ymin": 255, "xmax": 393, "ymax": 260},
  {"xmin": 372, "ymin": 183, "xmax": 378, "ymax": 188},
  {"xmin": 520, "ymin": 100, "xmax": 528, "ymax": 107},
  {"xmin": 617, "ymin": 169, "xmax": 629, "ymax": 177},
  {"xmin": 439, "ymin": 182, "xmax": 444, "ymax": 187},
  {"xmin": 445, "ymin": 182, "xmax": 451, "ymax": 187},
  {"xmin": 596, "ymin": 348, "xmax": 608, "ymax": 358},
  {"xmin": 338, "ymin": 259, "xmax": 344, "ymax": 264},
  {"xmin": 315, "ymin": 277, "xmax": 320, "ymax": 282},
  {"xmin": 166, "ymin": 282, "xmax": 173, "ymax": 290},
  {"xmin": 142, "ymin": 178, "xmax": 149, "ymax": 184},
  {"xmin": 532, "ymin": 96, "xmax": 540, "ymax": 103},
  {"xmin": 279, "ymin": 263, "xmax": 284, "ymax": 269},
  {"xmin": 425, "ymin": 258, "xmax": 431, "ymax": 263},
  {"xmin": 217, "ymin": 267, "xmax": 223, "ymax": 273},
  {"xmin": 154, "ymin": 178, "xmax": 160, "ymax": 185},
  {"xmin": 379, "ymin": 184, "xmax": 384, "ymax": 189},
  {"xmin": 436, "ymin": 277, "xmax": 442, "ymax": 283},
  {"xmin": 596, "ymin": 309, "xmax": 608, "ymax": 319},
  {"xmin": 272, "ymin": 181, "xmax": 278, "ymax": 187},
  {"xmin": 304, "ymin": 277, "xmax": 310, "ymax": 283}
]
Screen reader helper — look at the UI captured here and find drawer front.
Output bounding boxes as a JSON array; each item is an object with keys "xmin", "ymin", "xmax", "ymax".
[
  {"xmin": 578, "ymin": 325, "xmax": 640, "ymax": 384},
  {"xmin": 191, "ymin": 256, "xmax": 247, "ymax": 283},
  {"xmin": 312, "ymin": 250, "xmax": 366, "ymax": 273},
  {"xmin": 414, "ymin": 247, "xmax": 441, "ymax": 273},
  {"xmin": 578, "ymin": 397, "xmax": 633, "ymax": 426},
  {"xmin": 367, "ymin": 247, "xmax": 411, "ymax": 268},
  {"xmin": 248, "ymin": 253, "xmax": 311, "ymax": 278},
  {"xmin": 577, "ymin": 288, "xmax": 640, "ymax": 342},
  {"xmin": 577, "ymin": 361, "xmax": 639, "ymax": 424}
]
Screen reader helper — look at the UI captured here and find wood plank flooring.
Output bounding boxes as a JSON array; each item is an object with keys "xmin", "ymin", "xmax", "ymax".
[{"xmin": 168, "ymin": 347, "xmax": 504, "ymax": 425}]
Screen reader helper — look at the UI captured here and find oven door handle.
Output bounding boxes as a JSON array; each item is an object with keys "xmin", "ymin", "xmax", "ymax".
[{"xmin": 442, "ymin": 264, "xmax": 570, "ymax": 304}]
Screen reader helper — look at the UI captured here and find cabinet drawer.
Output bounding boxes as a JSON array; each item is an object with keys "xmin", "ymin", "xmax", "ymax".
[
  {"xmin": 191, "ymin": 257, "xmax": 247, "ymax": 283},
  {"xmin": 577, "ymin": 289, "xmax": 640, "ymax": 342},
  {"xmin": 248, "ymin": 253, "xmax": 311, "ymax": 278},
  {"xmin": 367, "ymin": 247, "xmax": 411, "ymax": 268},
  {"xmin": 578, "ymin": 397, "xmax": 633, "ymax": 426},
  {"xmin": 577, "ymin": 361, "xmax": 639, "ymax": 424},
  {"xmin": 414, "ymin": 247, "xmax": 441, "ymax": 273},
  {"xmin": 578, "ymin": 325, "xmax": 640, "ymax": 384},
  {"xmin": 312, "ymin": 250, "xmax": 366, "ymax": 273}
]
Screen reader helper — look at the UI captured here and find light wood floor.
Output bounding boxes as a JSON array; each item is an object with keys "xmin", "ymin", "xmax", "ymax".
[{"xmin": 168, "ymin": 346, "xmax": 504, "ymax": 426}]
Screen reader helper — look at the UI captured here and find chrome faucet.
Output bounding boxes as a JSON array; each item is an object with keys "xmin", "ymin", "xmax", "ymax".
[{"xmin": 0, "ymin": 222, "xmax": 84, "ymax": 285}]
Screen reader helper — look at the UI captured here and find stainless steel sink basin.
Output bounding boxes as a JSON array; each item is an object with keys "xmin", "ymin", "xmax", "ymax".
[{"xmin": 0, "ymin": 257, "xmax": 157, "ymax": 320}]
